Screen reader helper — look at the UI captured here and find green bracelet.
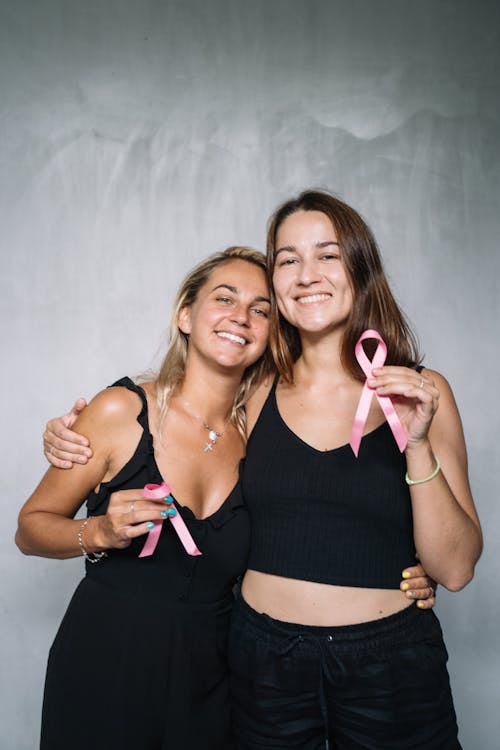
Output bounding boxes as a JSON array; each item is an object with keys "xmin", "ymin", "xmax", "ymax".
[{"xmin": 405, "ymin": 456, "xmax": 441, "ymax": 486}]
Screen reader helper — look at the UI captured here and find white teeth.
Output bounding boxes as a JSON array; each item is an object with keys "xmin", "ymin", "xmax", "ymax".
[
  {"xmin": 217, "ymin": 331, "xmax": 246, "ymax": 345},
  {"xmin": 297, "ymin": 294, "xmax": 331, "ymax": 304}
]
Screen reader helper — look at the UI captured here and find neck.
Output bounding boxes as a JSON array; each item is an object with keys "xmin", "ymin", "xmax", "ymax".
[
  {"xmin": 176, "ymin": 365, "xmax": 240, "ymax": 428},
  {"xmin": 293, "ymin": 328, "xmax": 350, "ymax": 387}
]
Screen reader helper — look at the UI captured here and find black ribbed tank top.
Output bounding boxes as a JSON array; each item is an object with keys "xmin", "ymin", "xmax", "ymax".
[{"xmin": 242, "ymin": 380, "xmax": 417, "ymax": 589}]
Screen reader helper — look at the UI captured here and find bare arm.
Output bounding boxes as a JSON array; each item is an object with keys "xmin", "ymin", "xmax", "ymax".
[
  {"xmin": 17, "ymin": 389, "xmax": 170, "ymax": 559},
  {"xmin": 373, "ymin": 367, "xmax": 482, "ymax": 591}
]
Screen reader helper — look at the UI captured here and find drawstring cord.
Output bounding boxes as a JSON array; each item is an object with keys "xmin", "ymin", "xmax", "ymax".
[{"xmin": 274, "ymin": 629, "xmax": 346, "ymax": 750}]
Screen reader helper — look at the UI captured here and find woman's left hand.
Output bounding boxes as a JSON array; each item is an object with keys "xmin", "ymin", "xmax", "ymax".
[
  {"xmin": 400, "ymin": 563, "xmax": 437, "ymax": 609},
  {"xmin": 369, "ymin": 366, "xmax": 440, "ymax": 447}
]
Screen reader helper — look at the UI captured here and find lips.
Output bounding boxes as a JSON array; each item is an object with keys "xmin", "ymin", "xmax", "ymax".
[
  {"xmin": 296, "ymin": 293, "xmax": 332, "ymax": 305},
  {"xmin": 216, "ymin": 331, "xmax": 247, "ymax": 346}
]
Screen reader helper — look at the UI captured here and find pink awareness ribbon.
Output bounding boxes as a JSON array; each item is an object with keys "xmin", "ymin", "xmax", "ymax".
[
  {"xmin": 349, "ymin": 329, "xmax": 408, "ymax": 457},
  {"xmin": 138, "ymin": 482, "xmax": 202, "ymax": 558}
]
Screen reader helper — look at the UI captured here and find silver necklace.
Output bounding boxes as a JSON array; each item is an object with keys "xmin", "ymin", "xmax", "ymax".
[{"xmin": 181, "ymin": 397, "xmax": 231, "ymax": 452}]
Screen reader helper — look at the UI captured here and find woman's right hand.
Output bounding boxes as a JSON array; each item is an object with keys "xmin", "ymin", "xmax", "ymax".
[
  {"xmin": 89, "ymin": 488, "xmax": 177, "ymax": 551},
  {"xmin": 43, "ymin": 399, "xmax": 93, "ymax": 469}
]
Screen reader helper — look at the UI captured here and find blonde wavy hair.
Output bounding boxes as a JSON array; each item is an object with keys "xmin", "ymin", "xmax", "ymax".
[{"xmin": 146, "ymin": 246, "xmax": 273, "ymax": 441}]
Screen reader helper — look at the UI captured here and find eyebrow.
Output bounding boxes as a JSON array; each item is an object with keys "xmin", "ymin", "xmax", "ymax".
[
  {"xmin": 275, "ymin": 240, "xmax": 339, "ymax": 256},
  {"xmin": 211, "ymin": 284, "xmax": 271, "ymax": 304}
]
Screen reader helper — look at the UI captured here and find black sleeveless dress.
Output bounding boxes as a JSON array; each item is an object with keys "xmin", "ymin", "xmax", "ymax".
[{"xmin": 40, "ymin": 378, "xmax": 250, "ymax": 750}]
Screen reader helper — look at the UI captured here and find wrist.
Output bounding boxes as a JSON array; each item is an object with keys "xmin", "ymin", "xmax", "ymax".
[
  {"xmin": 405, "ymin": 437, "xmax": 433, "ymax": 459},
  {"xmin": 405, "ymin": 455, "xmax": 441, "ymax": 486},
  {"xmin": 82, "ymin": 516, "xmax": 107, "ymax": 553},
  {"xmin": 405, "ymin": 440, "xmax": 441, "ymax": 487}
]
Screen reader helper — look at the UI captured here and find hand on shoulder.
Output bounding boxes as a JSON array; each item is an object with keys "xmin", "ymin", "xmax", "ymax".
[
  {"xmin": 71, "ymin": 385, "xmax": 144, "ymax": 462},
  {"xmin": 44, "ymin": 384, "xmax": 145, "ymax": 469}
]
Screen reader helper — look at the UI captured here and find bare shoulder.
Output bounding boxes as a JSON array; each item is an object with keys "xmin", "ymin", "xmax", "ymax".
[
  {"xmin": 421, "ymin": 367, "xmax": 466, "ymax": 453},
  {"xmin": 72, "ymin": 384, "xmax": 144, "ymax": 435},
  {"xmin": 420, "ymin": 368, "xmax": 460, "ymax": 421},
  {"xmin": 420, "ymin": 367, "xmax": 453, "ymax": 395},
  {"xmin": 246, "ymin": 377, "xmax": 274, "ymax": 437}
]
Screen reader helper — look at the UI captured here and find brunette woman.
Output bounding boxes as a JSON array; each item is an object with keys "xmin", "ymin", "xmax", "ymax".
[{"xmin": 230, "ymin": 191, "xmax": 482, "ymax": 749}]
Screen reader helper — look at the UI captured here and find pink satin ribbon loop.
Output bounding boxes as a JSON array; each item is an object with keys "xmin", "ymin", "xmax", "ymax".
[
  {"xmin": 139, "ymin": 482, "xmax": 202, "ymax": 558},
  {"xmin": 349, "ymin": 329, "xmax": 408, "ymax": 457}
]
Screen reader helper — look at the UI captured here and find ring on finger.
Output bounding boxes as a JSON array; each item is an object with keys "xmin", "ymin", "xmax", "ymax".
[
  {"xmin": 428, "ymin": 586, "xmax": 435, "ymax": 598},
  {"xmin": 419, "ymin": 377, "xmax": 425, "ymax": 389},
  {"xmin": 129, "ymin": 501, "xmax": 135, "ymax": 513}
]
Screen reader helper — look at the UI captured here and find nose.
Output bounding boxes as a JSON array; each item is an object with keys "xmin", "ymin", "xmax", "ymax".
[
  {"xmin": 297, "ymin": 258, "xmax": 321, "ymax": 286},
  {"xmin": 231, "ymin": 304, "xmax": 250, "ymax": 327}
]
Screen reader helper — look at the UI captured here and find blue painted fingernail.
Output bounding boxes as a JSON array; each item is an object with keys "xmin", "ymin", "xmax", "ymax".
[
  {"xmin": 167, "ymin": 508, "xmax": 177, "ymax": 517},
  {"xmin": 160, "ymin": 509, "xmax": 168, "ymax": 518},
  {"xmin": 164, "ymin": 495, "xmax": 173, "ymax": 504},
  {"xmin": 146, "ymin": 522, "xmax": 155, "ymax": 529}
]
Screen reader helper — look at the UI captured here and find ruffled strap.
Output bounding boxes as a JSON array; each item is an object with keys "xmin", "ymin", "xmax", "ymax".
[
  {"xmin": 109, "ymin": 376, "xmax": 150, "ymax": 432},
  {"xmin": 86, "ymin": 377, "xmax": 159, "ymax": 513},
  {"xmin": 207, "ymin": 458, "xmax": 246, "ymax": 529}
]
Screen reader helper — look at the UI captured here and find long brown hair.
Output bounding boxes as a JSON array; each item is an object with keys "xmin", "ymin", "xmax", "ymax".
[
  {"xmin": 143, "ymin": 247, "xmax": 273, "ymax": 440},
  {"xmin": 266, "ymin": 190, "xmax": 421, "ymax": 383}
]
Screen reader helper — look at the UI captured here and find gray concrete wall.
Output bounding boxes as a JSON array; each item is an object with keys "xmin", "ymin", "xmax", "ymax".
[{"xmin": 1, "ymin": 1, "xmax": 498, "ymax": 747}]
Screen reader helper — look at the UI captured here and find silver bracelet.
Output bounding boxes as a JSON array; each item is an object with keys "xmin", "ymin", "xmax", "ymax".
[{"xmin": 77, "ymin": 518, "xmax": 107, "ymax": 563}]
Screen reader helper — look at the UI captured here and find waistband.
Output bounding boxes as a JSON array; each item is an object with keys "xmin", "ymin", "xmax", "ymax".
[{"xmin": 234, "ymin": 593, "xmax": 440, "ymax": 650}]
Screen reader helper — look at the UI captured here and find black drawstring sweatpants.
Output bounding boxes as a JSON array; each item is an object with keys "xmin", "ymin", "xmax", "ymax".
[{"xmin": 229, "ymin": 596, "xmax": 461, "ymax": 749}]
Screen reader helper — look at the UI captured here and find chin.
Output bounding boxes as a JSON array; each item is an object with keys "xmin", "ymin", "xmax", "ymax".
[{"xmin": 213, "ymin": 354, "xmax": 248, "ymax": 371}]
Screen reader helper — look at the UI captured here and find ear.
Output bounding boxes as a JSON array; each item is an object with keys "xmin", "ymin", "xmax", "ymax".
[{"xmin": 177, "ymin": 306, "xmax": 192, "ymax": 335}]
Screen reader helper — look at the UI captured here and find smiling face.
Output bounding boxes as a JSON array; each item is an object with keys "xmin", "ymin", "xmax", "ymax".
[
  {"xmin": 272, "ymin": 210, "xmax": 353, "ymax": 337},
  {"xmin": 178, "ymin": 258, "xmax": 271, "ymax": 375}
]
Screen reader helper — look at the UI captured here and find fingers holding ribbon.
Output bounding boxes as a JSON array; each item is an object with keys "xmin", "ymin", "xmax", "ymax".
[
  {"xmin": 367, "ymin": 364, "xmax": 440, "ymax": 445},
  {"xmin": 139, "ymin": 483, "xmax": 201, "ymax": 558},
  {"xmin": 86, "ymin": 485, "xmax": 200, "ymax": 557},
  {"xmin": 97, "ymin": 489, "xmax": 176, "ymax": 550}
]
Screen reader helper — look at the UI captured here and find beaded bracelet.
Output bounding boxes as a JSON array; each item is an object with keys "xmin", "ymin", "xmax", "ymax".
[
  {"xmin": 405, "ymin": 456, "xmax": 441, "ymax": 486},
  {"xmin": 77, "ymin": 518, "xmax": 107, "ymax": 563}
]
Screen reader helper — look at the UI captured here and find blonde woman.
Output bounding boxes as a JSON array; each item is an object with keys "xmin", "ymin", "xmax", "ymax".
[{"xmin": 16, "ymin": 247, "xmax": 271, "ymax": 750}]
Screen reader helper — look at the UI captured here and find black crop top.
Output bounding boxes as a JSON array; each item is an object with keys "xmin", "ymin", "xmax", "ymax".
[{"xmin": 242, "ymin": 380, "xmax": 417, "ymax": 589}]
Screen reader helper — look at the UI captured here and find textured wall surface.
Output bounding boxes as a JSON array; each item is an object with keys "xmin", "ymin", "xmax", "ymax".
[{"xmin": 1, "ymin": 1, "xmax": 499, "ymax": 747}]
